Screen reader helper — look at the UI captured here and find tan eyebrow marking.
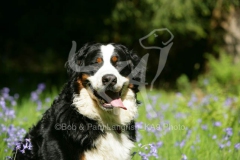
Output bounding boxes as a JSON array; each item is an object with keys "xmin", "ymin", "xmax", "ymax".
[
  {"xmin": 111, "ymin": 56, "xmax": 118, "ymax": 63},
  {"xmin": 77, "ymin": 73, "xmax": 89, "ymax": 91},
  {"xmin": 96, "ymin": 57, "xmax": 103, "ymax": 63}
]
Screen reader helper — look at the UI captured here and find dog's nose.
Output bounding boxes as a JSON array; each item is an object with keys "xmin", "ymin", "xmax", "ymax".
[{"xmin": 102, "ymin": 74, "xmax": 117, "ymax": 86}]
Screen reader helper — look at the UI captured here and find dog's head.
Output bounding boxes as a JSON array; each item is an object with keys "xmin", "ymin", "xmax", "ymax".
[{"xmin": 66, "ymin": 42, "xmax": 140, "ymax": 111}]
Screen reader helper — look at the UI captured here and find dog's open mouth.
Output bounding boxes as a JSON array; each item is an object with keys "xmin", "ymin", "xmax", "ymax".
[{"xmin": 89, "ymin": 85, "xmax": 127, "ymax": 110}]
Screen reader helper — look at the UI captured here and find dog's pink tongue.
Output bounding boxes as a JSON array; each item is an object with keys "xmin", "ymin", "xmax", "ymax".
[{"xmin": 110, "ymin": 98, "xmax": 127, "ymax": 110}]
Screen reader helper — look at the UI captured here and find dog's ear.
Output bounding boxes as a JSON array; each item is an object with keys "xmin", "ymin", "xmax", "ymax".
[
  {"xmin": 128, "ymin": 50, "xmax": 141, "ymax": 94},
  {"xmin": 65, "ymin": 42, "xmax": 92, "ymax": 76}
]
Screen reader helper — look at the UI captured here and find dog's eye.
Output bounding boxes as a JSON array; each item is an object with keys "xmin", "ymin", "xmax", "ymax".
[
  {"xmin": 111, "ymin": 56, "xmax": 118, "ymax": 66},
  {"xmin": 90, "ymin": 57, "xmax": 103, "ymax": 65},
  {"xmin": 96, "ymin": 57, "xmax": 103, "ymax": 63}
]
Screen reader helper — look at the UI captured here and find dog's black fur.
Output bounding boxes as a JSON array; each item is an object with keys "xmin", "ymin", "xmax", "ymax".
[{"xmin": 12, "ymin": 43, "xmax": 140, "ymax": 160}]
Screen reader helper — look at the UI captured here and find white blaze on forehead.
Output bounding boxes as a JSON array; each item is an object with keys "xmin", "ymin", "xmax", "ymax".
[
  {"xmin": 100, "ymin": 44, "xmax": 115, "ymax": 64},
  {"xmin": 87, "ymin": 44, "xmax": 128, "ymax": 92}
]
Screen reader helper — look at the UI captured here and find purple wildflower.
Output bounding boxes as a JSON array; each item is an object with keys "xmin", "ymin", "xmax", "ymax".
[
  {"xmin": 136, "ymin": 131, "xmax": 142, "ymax": 142},
  {"xmin": 156, "ymin": 141, "xmax": 163, "ymax": 147},
  {"xmin": 176, "ymin": 92, "xmax": 182, "ymax": 97},
  {"xmin": 139, "ymin": 152, "xmax": 148, "ymax": 160},
  {"xmin": 135, "ymin": 122, "xmax": 143, "ymax": 130},
  {"xmin": 149, "ymin": 143, "xmax": 158, "ymax": 158},
  {"xmin": 214, "ymin": 121, "xmax": 222, "ymax": 127},
  {"xmin": 2, "ymin": 87, "xmax": 10, "ymax": 93},
  {"xmin": 235, "ymin": 143, "xmax": 240, "ymax": 150},
  {"xmin": 224, "ymin": 98, "xmax": 233, "ymax": 107},
  {"xmin": 219, "ymin": 143, "xmax": 225, "ymax": 149},
  {"xmin": 182, "ymin": 154, "xmax": 188, "ymax": 160},
  {"xmin": 3, "ymin": 124, "xmax": 26, "ymax": 150},
  {"xmin": 180, "ymin": 140, "xmax": 186, "ymax": 148},
  {"xmin": 146, "ymin": 112, "xmax": 157, "ymax": 119},
  {"xmin": 149, "ymin": 95, "xmax": 158, "ymax": 106},
  {"xmin": 37, "ymin": 101, "xmax": 42, "ymax": 111},
  {"xmin": 201, "ymin": 124, "xmax": 208, "ymax": 130},
  {"xmin": 225, "ymin": 128, "xmax": 233, "ymax": 136},
  {"xmin": 187, "ymin": 94, "xmax": 197, "ymax": 107},
  {"xmin": 37, "ymin": 83, "xmax": 46, "ymax": 93},
  {"xmin": 15, "ymin": 138, "xmax": 33, "ymax": 154},
  {"xmin": 31, "ymin": 92, "xmax": 39, "ymax": 101},
  {"xmin": 175, "ymin": 112, "xmax": 186, "ymax": 119},
  {"xmin": 197, "ymin": 119, "xmax": 202, "ymax": 123},
  {"xmin": 226, "ymin": 141, "xmax": 231, "ymax": 147},
  {"xmin": 45, "ymin": 97, "xmax": 51, "ymax": 103},
  {"xmin": 30, "ymin": 83, "xmax": 46, "ymax": 111},
  {"xmin": 212, "ymin": 135, "xmax": 217, "ymax": 139},
  {"xmin": 0, "ymin": 95, "xmax": 16, "ymax": 121}
]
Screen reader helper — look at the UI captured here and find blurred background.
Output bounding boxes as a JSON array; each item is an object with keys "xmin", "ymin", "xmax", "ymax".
[
  {"xmin": 1, "ymin": 0, "xmax": 240, "ymax": 93},
  {"xmin": 1, "ymin": 1, "xmax": 240, "ymax": 159}
]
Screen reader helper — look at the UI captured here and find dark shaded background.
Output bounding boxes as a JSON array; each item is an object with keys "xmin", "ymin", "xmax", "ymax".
[{"xmin": 0, "ymin": 0, "xmax": 239, "ymax": 94}]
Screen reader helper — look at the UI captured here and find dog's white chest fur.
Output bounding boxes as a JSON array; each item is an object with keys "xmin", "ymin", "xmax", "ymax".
[
  {"xmin": 73, "ymin": 87, "xmax": 137, "ymax": 160},
  {"xmin": 84, "ymin": 131, "xmax": 134, "ymax": 160}
]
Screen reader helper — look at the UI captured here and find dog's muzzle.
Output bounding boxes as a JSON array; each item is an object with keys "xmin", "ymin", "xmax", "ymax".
[{"xmin": 90, "ymin": 74, "xmax": 127, "ymax": 110}]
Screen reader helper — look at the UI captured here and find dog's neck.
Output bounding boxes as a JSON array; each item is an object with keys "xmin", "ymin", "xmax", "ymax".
[{"xmin": 73, "ymin": 88, "xmax": 137, "ymax": 127}]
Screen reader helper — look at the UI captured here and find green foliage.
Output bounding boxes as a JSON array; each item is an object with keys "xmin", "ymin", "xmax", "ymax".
[
  {"xmin": 176, "ymin": 74, "xmax": 190, "ymax": 92},
  {"xmin": 198, "ymin": 52, "xmax": 240, "ymax": 94},
  {"xmin": 1, "ymin": 52, "xmax": 240, "ymax": 159},
  {"xmin": 107, "ymin": 0, "xmax": 215, "ymax": 43}
]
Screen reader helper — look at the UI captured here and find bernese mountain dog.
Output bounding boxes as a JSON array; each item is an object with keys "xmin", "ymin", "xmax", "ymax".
[{"xmin": 12, "ymin": 42, "xmax": 141, "ymax": 160}]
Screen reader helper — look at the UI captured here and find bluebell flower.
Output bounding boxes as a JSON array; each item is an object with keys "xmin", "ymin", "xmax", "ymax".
[
  {"xmin": 156, "ymin": 141, "xmax": 163, "ymax": 147},
  {"xmin": 182, "ymin": 154, "xmax": 188, "ymax": 160},
  {"xmin": 219, "ymin": 143, "xmax": 225, "ymax": 149},
  {"xmin": 234, "ymin": 143, "xmax": 240, "ymax": 150},
  {"xmin": 225, "ymin": 128, "xmax": 233, "ymax": 136},
  {"xmin": 149, "ymin": 143, "xmax": 158, "ymax": 158},
  {"xmin": 31, "ymin": 92, "xmax": 39, "ymax": 101},
  {"xmin": 37, "ymin": 83, "xmax": 46, "ymax": 93},
  {"xmin": 224, "ymin": 98, "xmax": 233, "ymax": 107},
  {"xmin": 201, "ymin": 124, "xmax": 208, "ymax": 130},
  {"xmin": 139, "ymin": 152, "xmax": 148, "ymax": 160},
  {"xmin": 135, "ymin": 122, "xmax": 143, "ymax": 130},
  {"xmin": 212, "ymin": 135, "xmax": 217, "ymax": 139},
  {"xmin": 176, "ymin": 92, "xmax": 182, "ymax": 97},
  {"xmin": 214, "ymin": 121, "xmax": 222, "ymax": 127},
  {"xmin": 15, "ymin": 138, "xmax": 33, "ymax": 154},
  {"xmin": 226, "ymin": 141, "xmax": 231, "ymax": 147},
  {"xmin": 180, "ymin": 140, "xmax": 186, "ymax": 148},
  {"xmin": 45, "ymin": 97, "xmax": 51, "ymax": 103},
  {"xmin": 187, "ymin": 94, "xmax": 197, "ymax": 107}
]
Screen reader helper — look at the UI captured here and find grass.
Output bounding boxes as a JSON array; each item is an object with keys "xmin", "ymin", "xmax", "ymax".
[
  {"xmin": 1, "ymin": 83, "xmax": 240, "ymax": 160},
  {"xmin": 133, "ymin": 89, "xmax": 240, "ymax": 160},
  {"xmin": 1, "ymin": 53, "xmax": 240, "ymax": 160}
]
